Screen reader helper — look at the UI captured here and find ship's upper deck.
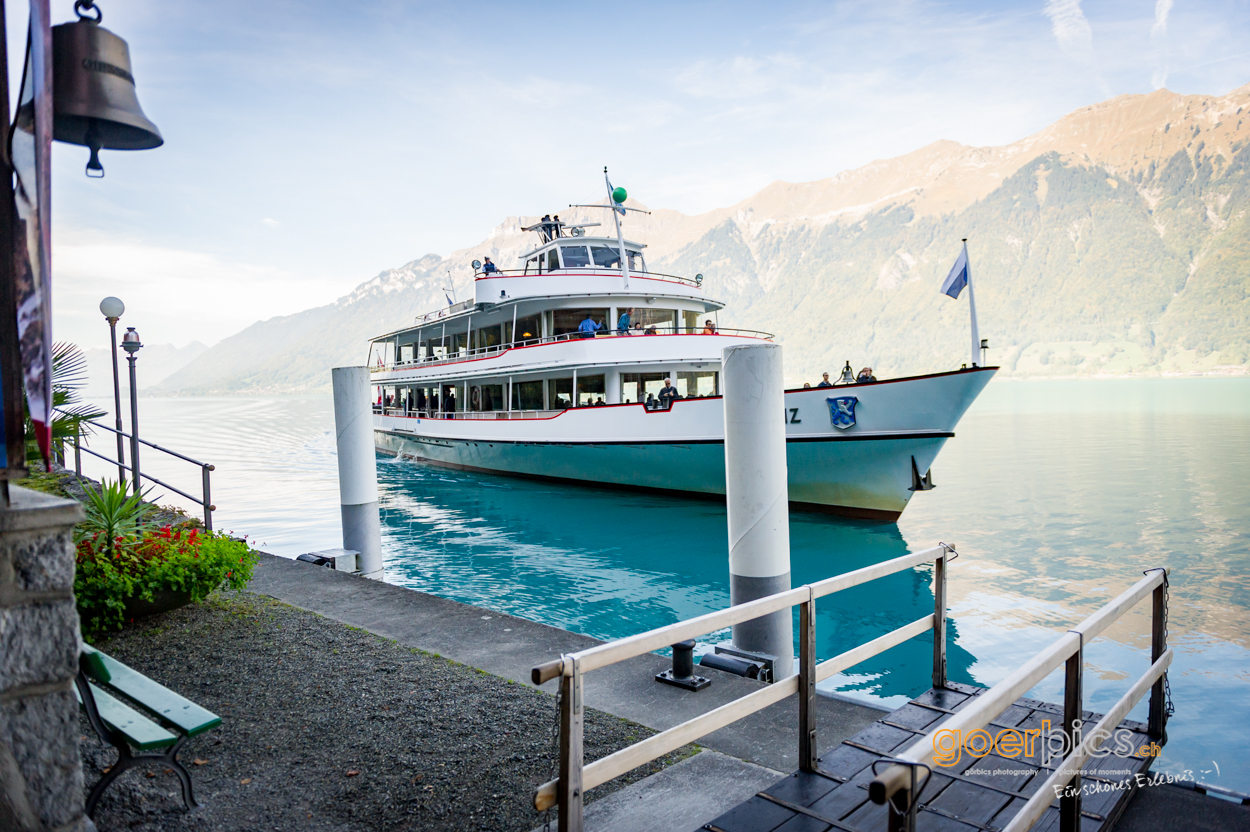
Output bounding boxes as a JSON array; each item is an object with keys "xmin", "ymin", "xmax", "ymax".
[{"xmin": 470, "ymin": 231, "xmax": 705, "ymax": 309}]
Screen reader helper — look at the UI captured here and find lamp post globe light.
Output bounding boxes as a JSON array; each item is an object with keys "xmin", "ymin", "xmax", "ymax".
[
  {"xmin": 99, "ymin": 297, "xmax": 128, "ymax": 485},
  {"xmin": 121, "ymin": 327, "xmax": 143, "ymax": 496}
]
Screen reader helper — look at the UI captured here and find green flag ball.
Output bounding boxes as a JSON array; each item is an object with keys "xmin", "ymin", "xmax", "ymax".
[{"xmin": 612, "ymin": 186, "xmax": 627, "ymax": 204}]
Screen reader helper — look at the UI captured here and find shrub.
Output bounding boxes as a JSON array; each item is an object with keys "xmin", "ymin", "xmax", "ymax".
[{"xmin": 74, "ymin": 480, "xmax": 258, "ymax": 637}]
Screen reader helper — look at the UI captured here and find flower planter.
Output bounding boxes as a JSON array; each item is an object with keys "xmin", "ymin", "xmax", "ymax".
[{"xmin": 121, "ymin": 587, "xmax": 194, "ymax": 620}]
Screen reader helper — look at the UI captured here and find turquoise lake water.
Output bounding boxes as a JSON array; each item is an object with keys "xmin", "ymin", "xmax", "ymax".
[{"xmin": 82, "ymin": 378, "xmax": 1250, "ymax": 791}]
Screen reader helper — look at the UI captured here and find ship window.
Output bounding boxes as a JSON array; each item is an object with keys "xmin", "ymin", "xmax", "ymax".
[
  {"xmin": 476, "ymin": 324, "xmax": 502, "ymax": 351},
  {"xmin": 549, "ymin": 377, "xmax": 574, "ymax": 409},
  {"xmin": 511, "ymin": 380, "xmax": 544, "ymax": 410},
  {"xmin": 591, "ymin": 246, "xmax": 621, "ymax": 268},
  {"xmin": 635, "ymin": 308, "xmax": 676, "ymax": 334},
  {"xmin": 560, "ymin": 246, "xmax": 591, "ymax": 268},
  {"xmin": 512, "ymin": 313, "xmax": 541, "ymax": 344},
  {"xmin": 627, "ymin": 250, "xmax": 646, "ymax": 273},
  {"xmin": 525, "ymin": 257, "xmax": 539, "ymax": 275},
  {"xmin": 677, "ymin": 371, "xmax": 719, "ymax": 398},
  {"xmin": 576, "ymin": 374, "xmax": 605, "ymax": 407},
  {"xmin": 545, "ymin": 249, "xmax": 559, "ymax": 272},
  {"xmin": 620, "ymin": 372, "xmax": 666, "ymax": 404},
  {"xmin": 551, "ymin": 308, "xmax": 609, "ymax": 337}
]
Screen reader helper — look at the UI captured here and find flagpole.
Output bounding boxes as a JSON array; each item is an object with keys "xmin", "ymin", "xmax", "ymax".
[
  {"xmin": 605, "ymin": 167, "xmax": 630, "ymax": 290},
  {"xmin": 963, "ymin": 239, "xmax": 980, "ymax": 367}
]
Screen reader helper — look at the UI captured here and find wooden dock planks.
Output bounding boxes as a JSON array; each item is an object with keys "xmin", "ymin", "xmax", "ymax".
[{"xmin": 699, "ymin": 682, "xmax": 1158, "ymax": 832}]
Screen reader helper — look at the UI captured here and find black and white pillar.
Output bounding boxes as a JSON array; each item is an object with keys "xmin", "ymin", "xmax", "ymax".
[
  {"xmin": 722, "ymin": 342, "xmax": 793, "ymax": 677},
  {"xmin": 332, "ymin": 366, "xmax": 383, "ymax": 580}
]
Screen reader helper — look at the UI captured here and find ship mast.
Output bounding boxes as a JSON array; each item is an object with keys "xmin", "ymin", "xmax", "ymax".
[{"xmin": 570, "ymin": 167, "xmax": 650, "ymax": 291}]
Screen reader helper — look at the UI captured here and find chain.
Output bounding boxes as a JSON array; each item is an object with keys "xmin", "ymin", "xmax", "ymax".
[
  {"xmin": 543, "ymin": 675, "xmax": 563, "ymax": 832},
  {"xmin": 1162, "ymin": 573, "xmax": 1175, "ymax": 718}
]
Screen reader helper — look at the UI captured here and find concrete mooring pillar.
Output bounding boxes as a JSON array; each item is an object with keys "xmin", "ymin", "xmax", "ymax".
[
  {"xmin": 721, "ymin": 342, "xmax": 793, "ymax": 678},
  {"xmin": 332, "ymin": 366, "xmax": 383, "ymax": 580}
]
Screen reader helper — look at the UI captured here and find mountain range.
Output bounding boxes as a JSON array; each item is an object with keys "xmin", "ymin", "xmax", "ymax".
[{"xmin": 156, "ymin": 83, "xmax": 1250, "ymax": 394}]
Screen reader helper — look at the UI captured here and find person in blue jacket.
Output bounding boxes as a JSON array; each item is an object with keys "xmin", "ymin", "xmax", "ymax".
[
  {"xmin": 578, "ymin": 314, "xmax": 602, "ymax": 339},
  {"xmin": 617, "ymin": 307, "xmax": 633, "ymax": 334}
]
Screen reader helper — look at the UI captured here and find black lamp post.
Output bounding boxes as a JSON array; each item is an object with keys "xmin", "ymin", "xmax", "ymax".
[
  {"xmin": 99, "ymin": 296, "xmax": 127, "ymax": 485},
  {"xmin": 120, "ymin": 327, "xmax": 142, "ymax": 495}
]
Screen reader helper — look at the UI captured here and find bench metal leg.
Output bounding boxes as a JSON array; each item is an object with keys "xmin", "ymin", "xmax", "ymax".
[
  {"xmin": 161, "ymin": 736, "xmax": 197, "ymax": 810},
  {"xmin": 86, "ymin": 744, "xmax": 137, "ymax": 818}
]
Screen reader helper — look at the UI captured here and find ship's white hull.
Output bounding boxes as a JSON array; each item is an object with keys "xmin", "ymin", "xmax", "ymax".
[{"xmin": 374, "ymin": 367, "xmax": 995, "ymax": 521}]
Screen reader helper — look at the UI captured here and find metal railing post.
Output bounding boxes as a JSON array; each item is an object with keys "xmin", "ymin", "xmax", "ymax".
[
  {"xmin": 1148, "ymin": 573, "xmax": 1168, "ymax": 740},
  {"xmin": 558, "ymin": 658, "xmax": 584, "ymax": 832},
  {"xmin": 73, "ymin": 425, "xmax": 81, "ymax": 476},
  {"xmin": 202, "ymin": 465, "xmax": 215, "ymax": 531},
  {"xmin": 798, "ymin": 587, "xmax": 817, "ymax": 772},
  {"xmin": 1060, "ymin": 634, "xmax": 1083, "ymax": 832},
  {"xmin": 932, "ymin": 550, "xmax": 948, "ymax": 689}
]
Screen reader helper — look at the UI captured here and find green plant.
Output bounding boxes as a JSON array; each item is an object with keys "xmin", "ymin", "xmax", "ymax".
[
  {"xmin": 75, "ymin": 479, "xmax": 154, "ymax": 553},
  {"xmin": 25, "ymin": 342, "xmax": 106, "ymax": 464},
  {"xmin": 74, "ymin": 519, "xmax": 259, "ymax": 638}
]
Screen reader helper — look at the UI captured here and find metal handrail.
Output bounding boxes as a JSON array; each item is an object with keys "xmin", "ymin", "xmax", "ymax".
[
  {"xmin": 529, "ymin": 545, "xmax": 953, "ymax": 827},
  {"xmin": 370, "ymin": 326, "xmax": 775, "ymax": 374},
  {"xmin": 870, "ymin": 566, "xmax": 1173, "ymax": 832},
  {"xmin": 64, "ymin": 414, "xmax": 216, "ymax": 531},
  {"xmin": 471, "ymin": 267, "xmax": 704, "ymax": 288}
]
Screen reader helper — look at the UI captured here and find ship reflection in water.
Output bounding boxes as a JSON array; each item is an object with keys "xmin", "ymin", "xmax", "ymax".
[{"xmin": 377, "ymin": 461, "xmax": 977, "ymax": 706}]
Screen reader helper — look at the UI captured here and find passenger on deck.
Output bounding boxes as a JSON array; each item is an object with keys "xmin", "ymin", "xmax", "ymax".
[
  {"xmin": 482, "ymin": 257, "xmax": 500, "ymax": 274},
  {"xmin": 633, "ymin": 322, "xmax": 644, "ymax": 334},
  {"xmin": 552, "ymin": 215, "xmax": 563, "ymax": 237},
  {"xmin": 594, "ymin": 397, "xmax": 605, "ymax": 406},
  {"xmin": 617, "ymin": 307, "xmax": 633, "ymax": 334},
  {"xmin": 444, "ymin": 392, "xmax": 456, "ymax": 416},
  {"xmin": 658, "ymin": 378, "xmax": 678, "ymax": 409},
  {"xmin": 856, "ymin": 367, "xmax": 877, "ymax": 383},
  {"xmin": 578, "ymin": 314, "xmax": 603, "ymax": 338},
  {"xmin": 645, "ymin": 393, "xmax": 656, "ymax": 409},
  {"xmin": 539, "ymin": 215, "xmax": 552, "ymax": 242},
  {"xmin": 702, "ymin": 320, "xmax": 717, "ymax": 334},
  {"xmin": 803, "ymin": 383, "xmax": 811, "ymax": 388},
  {"xmin": 817, "ymin": 372, "xmax": 833, "ymax": 388},
  {"xmin": 645, "ymin": 324, "xmax": 657, "ymax": 335}
]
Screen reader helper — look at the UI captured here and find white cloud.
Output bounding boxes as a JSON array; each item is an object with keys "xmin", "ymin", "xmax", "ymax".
[
  {"xmin": 262, "ymin": 218, "xmax": 280, "ymax": 228},
  {"xmin": 1043, "ymin": 0, "xmax": 1094, "ymax": 52},
  {"xmin": 1151, "ymin": 0, "xmax": 1174, "ymax": 89},
  {"xmin": 52, "ymin": 231, "xmax": 347, "ymax": 350}
]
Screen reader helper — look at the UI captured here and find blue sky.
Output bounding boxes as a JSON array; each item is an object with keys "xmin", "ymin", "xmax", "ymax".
[{"xmin": 8, "ymin": 0, "xmax": 1249, "ymax": 350}]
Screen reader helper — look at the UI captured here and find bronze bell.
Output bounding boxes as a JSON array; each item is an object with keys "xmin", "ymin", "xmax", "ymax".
[{"xmin": 52, "ymin": 1, "xmax": 162, "ymax": 177}]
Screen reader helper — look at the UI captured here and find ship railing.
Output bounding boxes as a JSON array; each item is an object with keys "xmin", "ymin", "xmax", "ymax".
[
  {"xmin": 870, "ymin": 566, "xmax": 1173, "ymax": 832},
  {"xmin": 529, "ymin": 545, "xmax": 957, "ymax": 830},
  {"xmin": 472, "ymin": 267, "xmax": 704, "ymax": 288},
  {"xmin": 370, "ymin": 326, "xmax": 775, "ymax": 374},
  {"xmin": 414, "ymin": 298, "xmax": 475, "ymax": 324},
  {"xmin": 529, "ymin": 551, "xmax": 1174, "ymax": 832},
  {"xmin": 59, "ymin": 413, "xmax": 217, "ymax": 531},
  {"xmin": 377, "ymin": 407, "xmax": 562, "ymax": 420}
]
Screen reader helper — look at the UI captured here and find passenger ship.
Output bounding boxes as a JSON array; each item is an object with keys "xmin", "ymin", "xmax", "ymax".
[{"xmin": 368, "ymin": 182, "xmax": 995, "ymax": 521}]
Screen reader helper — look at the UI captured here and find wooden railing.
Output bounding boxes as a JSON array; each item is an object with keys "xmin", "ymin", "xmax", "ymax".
[
  {"xmin": 869, "ymin": 567, "xmax": 1172, "ymax": 832},
  {"xmin": 529, "ymin": 545, "xmax": 956, "ymax": 832}
]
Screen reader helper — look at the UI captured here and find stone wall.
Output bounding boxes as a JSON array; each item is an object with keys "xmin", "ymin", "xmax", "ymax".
[{"xmin": 0, "ymin": 485, "xmax": 94, "ymax": 832}]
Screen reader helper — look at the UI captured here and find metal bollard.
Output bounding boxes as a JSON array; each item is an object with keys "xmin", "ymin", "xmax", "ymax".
[{"xmin": 655, "ymin": 639, "xmax": 710, "ymax": 691}]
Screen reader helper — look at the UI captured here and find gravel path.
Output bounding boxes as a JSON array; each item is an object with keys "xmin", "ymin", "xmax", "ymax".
[{"xmin": 81, "ymin": 591, "xmax": 696, "ymax": 831}]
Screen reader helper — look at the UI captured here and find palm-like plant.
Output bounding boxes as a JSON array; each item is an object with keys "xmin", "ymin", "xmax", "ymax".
[
  {"xmin": 75, "ymin": 479, "xmax": 154, "ymax": 555},
  {"xmin": 25, "ymin": 341, "xmax": 107, "ymax": 463}
]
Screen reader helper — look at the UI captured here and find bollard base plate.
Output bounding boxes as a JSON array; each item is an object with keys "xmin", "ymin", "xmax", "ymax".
[{"xmin": 655, "ymin": 669, "xmax": 711, "ymax": 691}]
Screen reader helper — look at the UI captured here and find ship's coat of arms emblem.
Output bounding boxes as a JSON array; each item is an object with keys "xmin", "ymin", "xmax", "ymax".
[{"xmin": 827, "ymin": 396, "xmax": 858, "ymax": 430}]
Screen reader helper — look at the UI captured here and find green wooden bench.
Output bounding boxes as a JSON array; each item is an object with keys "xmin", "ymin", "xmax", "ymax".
[{"xmin": 76, "ymin": 644, "xmax": 222, "ymax": 817}]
